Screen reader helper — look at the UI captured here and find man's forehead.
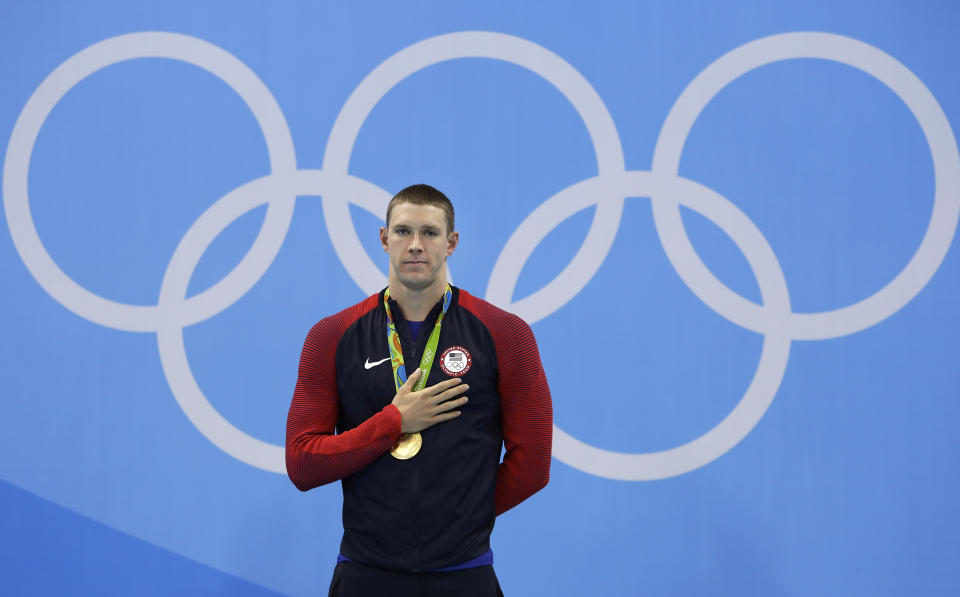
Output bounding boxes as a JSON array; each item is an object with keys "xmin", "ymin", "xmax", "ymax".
[{"xmin": 389, "ymin": 203, "xmax": 447, "ymax": 227}]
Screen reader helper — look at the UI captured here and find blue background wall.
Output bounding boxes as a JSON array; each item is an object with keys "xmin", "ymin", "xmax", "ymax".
[{"xmin": 2, "ymin": 1, "xmax": 958, "ymax": 595}]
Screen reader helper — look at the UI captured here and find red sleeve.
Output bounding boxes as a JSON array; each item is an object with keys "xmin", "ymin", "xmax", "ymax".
[
  {"xmin": 460, "ymin": 292, "xmax": 553, "ymax": 515},
  {"xmin": 285, "ymin": 296, "xmax": 403, "ymax": 492}
]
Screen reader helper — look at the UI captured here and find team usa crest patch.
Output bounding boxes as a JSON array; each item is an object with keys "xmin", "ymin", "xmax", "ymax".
[{"xmin": 439, "ymin": 346, "xmax": 472, "ymax": 377}]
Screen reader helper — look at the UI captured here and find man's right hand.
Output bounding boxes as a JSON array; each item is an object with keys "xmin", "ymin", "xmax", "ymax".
[{"xmin": 391, "ymin": 368, "xmax": 469, "ymax": 433}]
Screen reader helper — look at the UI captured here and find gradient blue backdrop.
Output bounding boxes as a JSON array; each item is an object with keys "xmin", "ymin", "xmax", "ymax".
[{"xmin": 2, "ymin": 1, "xmax": 958, "ymax": 595}]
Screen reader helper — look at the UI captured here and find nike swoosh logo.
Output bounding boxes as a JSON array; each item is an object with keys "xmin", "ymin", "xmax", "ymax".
[{"xmin": 364, "ymin": 357, "xmax": 390, "ymax": 370}]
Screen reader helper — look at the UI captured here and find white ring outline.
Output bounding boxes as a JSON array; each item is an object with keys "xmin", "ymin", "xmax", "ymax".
[
  {"xmin": 2, "ymin": 32, "xmax": 297, "ymax": 332},
  {"xmin": 651, "ymin": 32, "xmax": 960, "ymax": 340},
  {"xmin": 482, "ymin": 32, "xmax": 959, "ymax": 479},
  {"xmin": 322, "ymin": 31, "xmax": 626, "ymax": 300},
  {"xmin": 490, "ymin": 171, "xmax": 792, "ymax": 480},
  {"xmin": 3, "ymin": 31, "xmax": 956, "ymax": 478},
  {"xmin": 157, "ymin": 171, "xmax": 386, "ymax": 473}
]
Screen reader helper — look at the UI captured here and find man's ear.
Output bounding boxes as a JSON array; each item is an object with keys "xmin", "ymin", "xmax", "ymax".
[
  {"xmin": 446, "ymin": 230, "xmax": 459, "ymax": 257},
  {"xmin": 380, "ymin": 226, "xmax": 389, "ymax": 252}
]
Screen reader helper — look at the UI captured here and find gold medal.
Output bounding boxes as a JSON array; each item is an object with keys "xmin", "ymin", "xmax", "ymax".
[{"xmin": 390, "ymin": 432, "xmax": 422, "ymax": 460}]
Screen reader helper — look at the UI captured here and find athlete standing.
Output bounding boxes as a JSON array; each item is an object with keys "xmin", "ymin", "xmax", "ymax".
[{"xmin": 286, "ymin": 184, "xmax": 553, "ymax": 596}]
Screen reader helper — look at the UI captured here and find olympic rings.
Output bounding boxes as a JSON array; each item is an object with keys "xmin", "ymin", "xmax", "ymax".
[
  {"xmin": 4, "ymin": 31, "xmax": 956, "ymax": 479},
  {"xmin": 651, "ymin": 32, "xmax": 960, "ymax": 340},
  {"xmin": 322, "ymin": 31, "xmax": 625, "ymax": 297},
  {"xmin": 3, "ymin": 32, "xmax": 297, "ymax": 332},
  {"xmin": 157, "ymin": 171, "xmax": 387, "ymax": 472}
]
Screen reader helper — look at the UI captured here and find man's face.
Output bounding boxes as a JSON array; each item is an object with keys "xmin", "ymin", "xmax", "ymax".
[{"xmin": 380, "ymin": 202, "xmax": 458, "ymax": 292}]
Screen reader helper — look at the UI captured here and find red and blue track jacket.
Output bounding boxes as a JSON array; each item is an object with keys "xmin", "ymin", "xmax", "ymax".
[{"xmin": 286, "ymin": 286, "xmax": 552, "ymax": 571}]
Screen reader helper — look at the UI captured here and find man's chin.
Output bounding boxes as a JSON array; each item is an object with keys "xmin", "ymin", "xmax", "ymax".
[{"xmin": 395, "ymin": 275, "xmax": 436, "ymax": 292}]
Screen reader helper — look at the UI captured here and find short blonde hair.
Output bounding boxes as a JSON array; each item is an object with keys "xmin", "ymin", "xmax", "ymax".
[{"xmin": 386, "ymin": 184, "xmax": 455, "ymax": 234}]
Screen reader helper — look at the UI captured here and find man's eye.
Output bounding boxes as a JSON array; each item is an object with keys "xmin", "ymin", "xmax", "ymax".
[
  {"xmin": 395, "ymin": 228, "xmax": 409, "ymax": 235},
  {"xmin": 424, "ymin": 230, "xmax": 439, "ymax": 237}
]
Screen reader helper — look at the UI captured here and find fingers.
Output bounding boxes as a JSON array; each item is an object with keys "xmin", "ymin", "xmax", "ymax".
[
  {"xmin": 400, "ymin": 368, "xmax": 422, "ymax": 391},
  {"xmin": 396, "ymin": 376, "xmax": 470, "ymax": 432},
  {"xmin": 423, "ymin": 383, "xmax": 468, "ymax": 407},
  {"xmin": 419, "ymin": 377, "xmax": 466, "ymax": 398},
  {"xmin": 424, "ymin": 377, "xmax": 463, "ymax": 394},
  {"xmin": 401, "ymin": 393, "xmax": 468, "ymax": 433},
  {"xmin": 432, "ymin": 410, "xmax": 463, "ymax": 423},
  {"xmin": 428, "ymin": 395, "xmax": 468, "ymax": 416}
]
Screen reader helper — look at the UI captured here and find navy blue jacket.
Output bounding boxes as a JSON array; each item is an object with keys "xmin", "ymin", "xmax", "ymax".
[{"xmin": 286, "ymin": 287, "xmax": 552, "ymax": 571}]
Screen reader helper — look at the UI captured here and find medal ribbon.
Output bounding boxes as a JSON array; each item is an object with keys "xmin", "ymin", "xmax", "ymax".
[{"xmin": 383, "ymin": 284, "xmax": 453, "ymax": 392}]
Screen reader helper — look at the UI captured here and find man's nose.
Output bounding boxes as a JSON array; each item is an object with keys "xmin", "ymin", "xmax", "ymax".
[{"xmin": 408, "ymin": 232, "xmax": 423, "ymax": 252}]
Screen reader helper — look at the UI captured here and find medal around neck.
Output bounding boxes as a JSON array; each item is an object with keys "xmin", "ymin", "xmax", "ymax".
[
  {"xmin": 390, "ymin": 432, "xmax": 422, "ymax": 459},
  {"xmin": 383, "ymin": 284, "xmax": 453, "ymax": 460}
]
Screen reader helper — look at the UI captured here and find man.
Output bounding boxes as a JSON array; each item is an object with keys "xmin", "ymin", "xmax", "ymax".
[{"xmin": 286, "ymin": 184, "xmax": 553, "ymax": 596}]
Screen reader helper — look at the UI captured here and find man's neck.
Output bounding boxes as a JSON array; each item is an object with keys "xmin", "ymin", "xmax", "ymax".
[{"xmin": 387, "ymin": 278, "xmax": 447, "ymax": 322}]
